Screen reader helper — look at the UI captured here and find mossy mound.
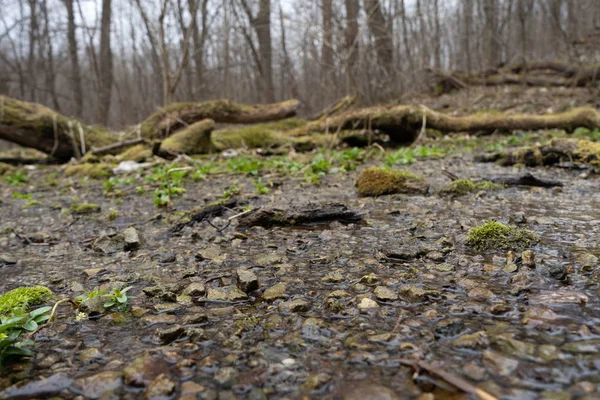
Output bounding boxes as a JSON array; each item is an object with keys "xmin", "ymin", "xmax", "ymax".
[
  {"xmin": 0, "ymin": 162, "xmax": 14, "ymax": 176},
  {"xmin": 71, "ymin": 203, "xmax": 101, "ymax": 214},
  {"xmin": 160, "ymin": 119, "xmax": 215, "ymax": 155},
  {"xmin": 466, "ymin": 221, "xmax": 538, "ymax": 252},
  {"xmin": 64, "ymin": 163, "xmax": 114, "ymax": 179},
  {"xmin": 0, "ymin": 286, "xmax": 53, "ymax": 315},
  {"xmin": 213, "ymin": 118, "xmax": 306, "ymax": 150},
  {"xmin": 499, "ymin": 138, "xmax": 600, "ymax": 168},
  {"xmin": 439, "ymin": 179, "xmax": 503, "ymax": 196},
  {"xmin": 117, "ymin": 144, "xmax": 153, "ymax": 162},
  {"xmin": 356, "ymin": 167, "xmax": 429, "ymax": 197}
]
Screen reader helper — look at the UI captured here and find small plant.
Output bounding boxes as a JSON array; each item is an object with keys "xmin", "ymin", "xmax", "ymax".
[
  {"xmin": 304, "ymin": 153, "xmax": 332, "ymax": 184},
  {"xmin": 223, "ymin": 185, "xmax": 240, "ymax": 199},
  {"xmin": 253, "ymin": 178, "xmax": 271, "ymax": 195},
  {"xmin": 0, "ymin": 306, "xmax": 52, "ymax": 365},
  {"xmin": 103, "ymin": 286, "xmax": 134, "ymax": 312},
  {"xmin": 4, "ymin": 170, "xmax": 28, "ymax": 186},
  {"xmin": 146, "ymin": 164, "xmax": 189, "ymax": 207},
  {"xmin": 76, "ymin": 287, "xmax": 107, "ymax": 302},
  {"xmin": 227, "ymin": 156, "xmax": 264, "ymax": 176},
  {"xmin": 107, "ymin": 209, "xmax": 118, "ymax": 220},
  {"xmin": 103, "ymin": 177, "xmax": 134, "ymax": 196},
  {"xmin": 12, "ymin": 192, "xmax": 32, "ymax": 201},
  {"xmin": 192, "ymin": 164, "xmax": 215, "ymax": 181}
]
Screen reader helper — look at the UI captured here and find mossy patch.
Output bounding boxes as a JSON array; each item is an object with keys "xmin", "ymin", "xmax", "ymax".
[
  {"xmin": 160, "ymin": 119, "xmax": 215, "ymax": 155},
  {"xmin": 117, "ymin": 144, "xmax": 153, "ymax": 162},
  {"xmin": 466, "ymin": 221, "xmax": 538, "ymax": 252},
  {"xmin": 71, "ymin": 203, "xmax": 101, "ymax": 214},
  {"xmin": 64, "ymin": 163, "xmax": 113, "ymax": 179},
  {"xmin": 0, "ymin": 162, "xmax": 14, "ymax": 176},
  {"xmin": 356, "ymin": 167, "xmax": 429, "ymax": 197},
  {"xmin": 0, "ymin": 286, "xmax": 53, "ymax": 315},
  {"xmin": 439, "ymin": 179, "xmax": 503, "ymax": 196},
  {"xmin": 213, "ymin": 118, "xmax": 306, "ymax": 150}
]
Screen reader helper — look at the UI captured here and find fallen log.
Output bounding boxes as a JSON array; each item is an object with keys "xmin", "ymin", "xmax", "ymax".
[
  {"xmin": 140, "ymin": 99, "xmax": 300, "ymax": 139},
  {"xmin": 488, "ymin": 172, "xmax": 563, "ymax": 188},
  {"xmin": 170, "ymin": 198, "xmax": 240, "ymax": 233},
  {"xmin": 0, "ymin": 96, "xmax": 300, "ymax": 160},
  {"xmin": 292, "ymin": 105, "xmax": 600, "ymax": 143},
  {"xmin": 237, "ymin": 202, "xmax": 363, "ymax": 228}
]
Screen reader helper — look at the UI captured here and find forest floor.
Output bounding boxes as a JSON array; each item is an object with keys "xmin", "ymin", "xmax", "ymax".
[{"xmin": 1, "ymin": 86, "xmax": 600, "ymax": 399}]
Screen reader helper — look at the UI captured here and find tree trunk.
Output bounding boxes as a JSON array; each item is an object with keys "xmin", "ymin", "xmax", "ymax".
[
  {"xmin": 344, "ymin": 0, "xmax": 359, "ymax": 94},
  {"xmin": 463, "ymin": 0, "xmax": 473, "ymax": 73},
  {"xmin": 27, "ymin": 0, "xmax": 38, "ymax": 102},
  {"xmin": 65, "ymin": 0, "xmax": 83, "ymax": 116},
  {"xmin": 255, "ymin": 0, "xmax": 275, "ymax": 103},
  {"xmin": 321, "ymin": 0, "xmax": 334, "ymax": 80},
  {"xmin": 364, "ymin": 0, "xmax": 393, "ymax": 74},
  {"xmin": 97, "ymin": 0, "xmax": 113, "ymax": 125},
  {"xmin": 483, "ymin": 0, "xmax": 500, "ymax": 68}
]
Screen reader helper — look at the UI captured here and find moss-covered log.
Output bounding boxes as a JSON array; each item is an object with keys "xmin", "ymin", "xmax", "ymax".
[
  {"xmin": 158, "ymin": 119, "xmax": 215, "ymax": 156},
  {"xmin": 291, "ymin": 105, "xmax": 600, "ymax": 143},
  {"xmin": 491, "ymin": 138, "xmax": 600, "ymax": 168},
  {"xmin": 140, "ymin": 99, "xmax": 300, "ymax": 139},
  {"xmin": 0, "ymin": 96, "xmax": 300, "ymax": 160},
  {"xmin": 0, "ymin": 95, "xmax": 124, "ymax": 160}
]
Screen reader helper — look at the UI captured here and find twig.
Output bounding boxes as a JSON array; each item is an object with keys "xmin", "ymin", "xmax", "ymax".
[
  {"xmin": 206, "ymin": 218, "xmax": 231, "ymax": 232},
  {"xmin": 77, "ymin": 123, "xmax": 86, "ymax": 155},
  {"xmin": 27, "ymin": 298, "xmax": 74, "ymax": 338},
  {"xmin": 228, "ymin": 208, "xmax": 253, "ymax": 221},
  {"xmin": 441, "ymin": 169, "xmax": 461, "ymax": 181},
  {"xmin": 50, "ymin": 114, "xmax": 59, "ymax": 157},
  {"xmin": 67, "ymin": 121, "xmax": 82, "ymax": 160},
  {"xmin": 397, "ymin": 359, "xmax": 498, "ymax": 400},
  {"xmin": 67, "ymin": 341, "xmax": 83, "ymax": 367},
  {"xmin": 90, "ymin": 138, "xmax": 146, "ymax": 155}
]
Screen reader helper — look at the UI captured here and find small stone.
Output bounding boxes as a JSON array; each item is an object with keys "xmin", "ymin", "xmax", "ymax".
[
  {"xmin": 577, "ymin": 253, "xmax": 598, "ymax": 272},
  {"xmin": 452, "ymin": 331, "xmax": 489, "ymax": 349},
  {"xmin": 339, "ymin": 381, "xmax": 400, "ymax": 400},
  {"xmin": 123, "ymin": 227, "xmax": 142, "ymax": 251},
  {"xmin": 538, "ymin": 344, "xmax": 559, "ymax": 362},
  {"xmin": 482, "ymin": 350, "xmax": 519, "ymax": 376},
  {"xmin": 521, "ymin": 250, "xmax": 535, "ymax": 268},
  {"xmin": 521, "ymin": 306, "xmax": 559, "ymax": 327},
  {"xmin": 124, "ymin": 354, "xmax": 170, "ymax": 387},
  {"xmin": 359, "ymin": 273, "xmax": 379, "ymax": 285},
  {"xmin": 281, "ymin": 358, "xmax": 296, "ymax": 367},
  {"xmin": 398, "ymin": 285, "xmax": 437, "ymax": 302},
  {"xmin": 183, "ymin": 314, "xmax": 208, "ymax": 325},
  {"xmin": 236, "ymin": 268, "xmax": 259, "ymax": 293},
  {"xmin": 278, "ymin": 299, "xmax": 310, "ymax": 313},
  {"xmin": 327, "ymin": 290, "xmax": 352, "ymax": 299},
  {"xmin": 262, "ymin": 283, "xmax": 287, "ymax": 301},
  {"xmin": 0, "ymin": 254, "xmax": 17, "ymax": 265},
  {"xmin": 152, "ymin": 251, "xmax": 176, "ymax": 263},
  {"xmin": 467, "ymin": 287, "xmax": 494, "ymax": 300},
  {"xmin": 145, "ymin": 373, "xmax": 175, "ymax": 399},
  {"xmin": 186, "ymin": 327, "xmax": 206, "ymax": 341},
  {"xmin": 92, "ymin": 234, "xmax": 124, "ymax": 254},
  {"xmin": 154, "ymin": 325, "xmax": 185, "ymax": 344},
  {"xmin": 321, "ymin": 271, "xmax": 344, "ymax": 283},
  {"xmin": 431, "ymin": 263, "xmax": 454, "ymax": 272},
  {"xmin": 206, "ymin": 286, "xmax": 248, "ymax": 302},
  {"xmin": 182, "ymin": 282, "xmax": 206, "ymax": 297},
  {"xmin": 358, "ymin": 297, "xmax": 379, "ymax": 313},
  {"xmin": 510, "ymin": 212, "xmax": 527, "ymax": 224},
  {"xmin": 426, "ymin": 251, "xmax": 445, "ymax": 262},
  {"xmin": 78, "ymin": 348, "xmax": 103, "ymax": 362},
  {"xmin": 140, "ymin": 314, "xmax": 178, "ymax": 325},
  {"xmin": 374, "ymin": 286, "xmax": 398, "ymax": 301},
  {"xmin": 83, "ymin": 268, "xmax": 105, "ymax": 278},
  {"xmin": 506, "ymin": 251, "xmax": 518, "ymax": 264},
  {"xmin": 562, "ymin": 339, "xmax": 600, "ymax": 354},
  {"xmin": 300, "ymin": 373, "xmax": 331, "ymax": 392},
  {"xmin": 72, "ymin": 371, "xmax": 123, "ymax": 399},
  {"xmin": 214, "ymin": 367, "xmax": 237, "ymax": 388},
  {"xmin": 503, "ymin": 263, "xmax": 518, "ymax": 273}
]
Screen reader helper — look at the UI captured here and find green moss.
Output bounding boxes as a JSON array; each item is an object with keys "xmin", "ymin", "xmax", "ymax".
[
  {"xmin": 160, "ymin": 119, "xmax": 215, "ymax": 155},
  {"xmin": 213, "ymin": 118, "xmax": 306, "ymax": 150},
  {"xmin": 466, "ymin": 221, "xmax": 538, "ymax": 252},
  {"xmin": 356, "ymin": 167, "xmax": 429, "ymax": 197},
  {"xmin": 0, "ymin": 162, "xmax": 14, "ymax": 176},
  {"xmin": 439, "ymin": 179, "xmax": 503, "ymax": 196},
  {"xmin": 71, "ymin": 202, "xmax": 101, "ymax": 214},
  {"xmin": 0, "ymin": 286, "xmax": 53, "ymax": 315},
  {"xmin": 64, "ymin": 163, "xmax": 113, "ymax": 179},
  {"xmin": 575, "ymin": 139, "xmax": 600, "ymax": 168},
  {"xmin": 117, "ymin": 144, "xmax": 153, "ymax": 162}
]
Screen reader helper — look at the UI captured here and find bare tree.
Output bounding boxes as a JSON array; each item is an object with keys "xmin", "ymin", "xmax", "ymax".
[
  {"xmin": 364, "ymin": 0, "xmax": 393, "ymax": 75},
  {"xmin": 344, "ymin": 0, "xmax": 359, "ymax": 94},
  {"xmin": 483, "ymin": 0, "xmax": 500, "ymax": 68},
  {"xmin": 64, "ymin": 0, "xmax": 83, "ymax": 116},
  {"xmin": 97, "ymin": 0, "xmax": 113, "ymax": 125}
]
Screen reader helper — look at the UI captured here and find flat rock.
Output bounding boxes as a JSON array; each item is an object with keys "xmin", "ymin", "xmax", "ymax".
[
  {"xmin": 206, "ymin": 286, "xmax": 248, "ymax": 302},
  {"xmin": 182, "ymin": 282, "xmax": 206, "ymax": 297},
  {"xmin": 92, "ymin": 234, "xmax": 124, "ymax": 254},
  {"xmin": 0, "ymin": 373, "xmax": 72, "ymax": 399},
  {"xmin": 123, "ymin": 354, "xmax": 170, "ymax": 387},
  {"xmin": 145, "ymin": 373, "xmax": 176, "ymax": 399},
  {"xmin": 278, "ymin": 299, "xmax": 310, "ymax": 313},
  {"xmin": 262, "ymin": 283, "xmax": 287, "ymax": 301},
  {"xmin": 154, "ymin": 324, "xmax": 185, "ymax": 344},
  {"xmin": 72, "ymin": 371, "xmax": 123, "ymax": 399},
  {"xmin": 374, "ymin": 286, "xmax": 398, "ymax": 301}
]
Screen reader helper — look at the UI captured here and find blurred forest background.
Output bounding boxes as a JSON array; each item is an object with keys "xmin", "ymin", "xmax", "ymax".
[{"xmin": 1, "ymin": 0, "xmax": 599, "ymax": 130}]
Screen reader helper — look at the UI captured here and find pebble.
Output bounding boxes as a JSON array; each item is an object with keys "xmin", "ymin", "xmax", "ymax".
[
  {"xmin": 144, "ymin": 373, "xmax": 175, "ymax": 399},
  {"xmin": 262, "ymin": 283, "xmax": 288, "ymax": 301},
  {"xmin": 72, "ymin": 371, "xmax": 123, "ymax": 399},
  {"xmin": 206, "ymin": 286, "xmax": 248, "ymax": 302},
  {"xmin": 374, "ymin": 286, "xmax": 398, "ymax": 301},
  {"xmin": 236, "ymin": 268, "xmax": 259, "ymax": 292},
  {"xmin": 154, "ymin": 324, "xmax": 185, "ymax": 344}
]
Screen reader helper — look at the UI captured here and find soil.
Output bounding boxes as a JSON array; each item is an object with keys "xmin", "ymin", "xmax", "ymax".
[{"xmin": 1, "ymin": 87, "xmax": 600, "ymax": 399}]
